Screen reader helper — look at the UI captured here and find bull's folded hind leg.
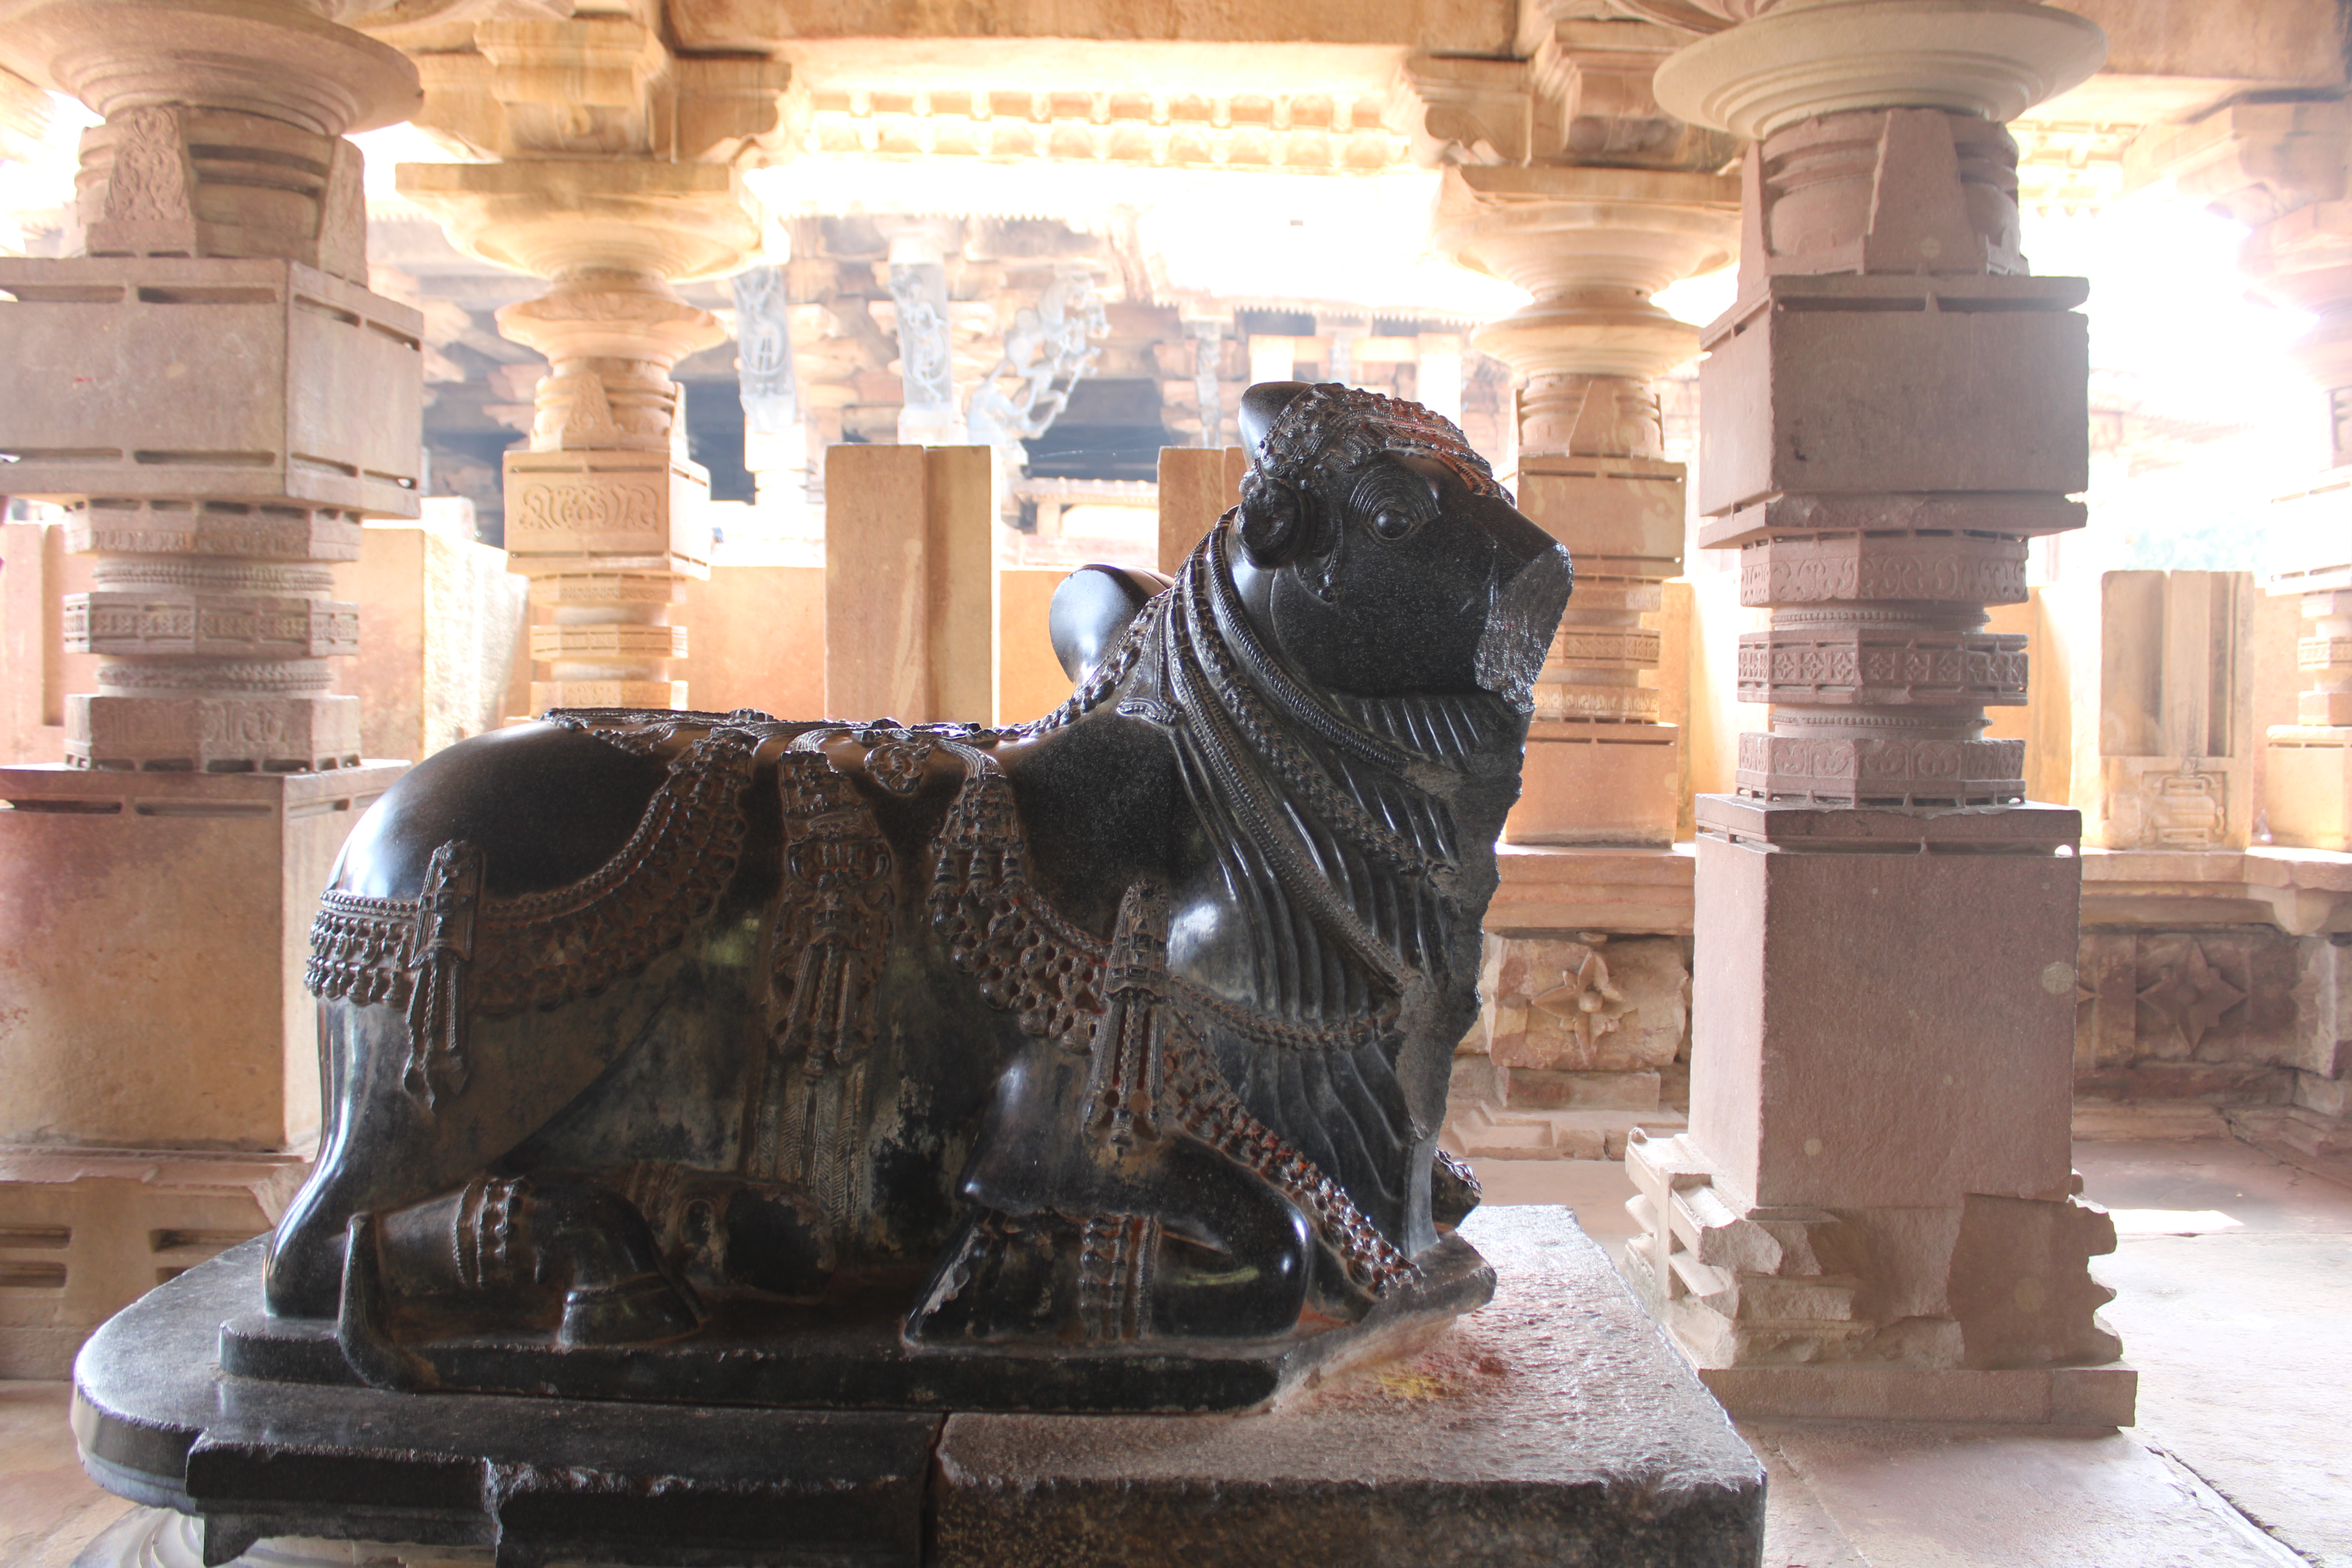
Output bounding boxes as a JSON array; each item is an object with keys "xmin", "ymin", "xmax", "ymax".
[
  {"xmin": 903, "ymin": 1140, "xmax": 1316, "ymax": 1347},
  {"xmin": 338, "ymin": 1174, "xmax": 700, "ymax": 1379}
]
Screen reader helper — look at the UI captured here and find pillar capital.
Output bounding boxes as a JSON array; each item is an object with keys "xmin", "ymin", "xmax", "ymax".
[
  {"xmin": 1436, "ymin": 163, "xmax": 1739, "ymax": 392},
  {"xmin": 395, "ymin": 160, "xmax": 767, "ymax": 281},
  {"xmin": 1651, "ymin": 0, "xmax": 2105, "ymax": 142},
  {"xmin": 0, "ymin": 0, "xmax": 419, "ymax": 136}
]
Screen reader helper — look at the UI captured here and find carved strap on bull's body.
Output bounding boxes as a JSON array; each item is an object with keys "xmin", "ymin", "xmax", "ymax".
[
  {"xmin": 928, "ymin": 748, "xmax": 1109, "ymax": 1053},
  {"xmin": 1160, "ymin": 1026, "xmax": 1416, "ymax": 1296},
  {"xmin": 769, "ymin": 748, "xmax": 895, "ymax": 1071},
  {"xmin": 1083, "ymin": 884, "xmax": 1170, "ymax": 1148},
  {"xmin": 305, "ymin": 726, "xmax": 762, "ymax": 1111}
]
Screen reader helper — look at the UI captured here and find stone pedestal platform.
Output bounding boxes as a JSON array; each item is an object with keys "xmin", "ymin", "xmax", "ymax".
[{"xmin": 71, "ymin": 1208, "xmax": 1764, "ymax": 1568}]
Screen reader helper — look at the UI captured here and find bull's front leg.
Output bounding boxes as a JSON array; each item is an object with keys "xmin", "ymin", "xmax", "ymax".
[{"xmin": 907, "ymin": 883, "xmax": 1324, "ymax": 1346}]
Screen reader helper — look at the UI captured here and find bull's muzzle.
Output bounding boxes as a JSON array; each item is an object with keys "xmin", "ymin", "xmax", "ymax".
[{"xmin": 1473, "ymin": 544, "xmax": 1573, "ymax": 715}]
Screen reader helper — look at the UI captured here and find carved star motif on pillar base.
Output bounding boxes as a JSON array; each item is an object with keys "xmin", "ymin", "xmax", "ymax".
[
  {"xmin": 1529, "ymin": 945, "xmax": 1633, "ymax": 1055},
  {"xmin": 2134, "ymin": 943, "xmax": 2247, "ymax": 1051}
]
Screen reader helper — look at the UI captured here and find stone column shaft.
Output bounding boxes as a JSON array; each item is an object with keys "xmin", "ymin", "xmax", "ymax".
[
  {"xmin": 1435, "ymin": 164, "xmax": 1738, "ymax": 846},
  {"xmin": 0, "ymin": 0, "xmax": 421, "ymax": 1372},
  {"xmin": 1623, "ymin": 0, "xmax": 2133, "ymax": 1425},
  {"xmin": 392, "ymin": 25, "xmax": 785, "ymax": 718},
  {"xmin": 0, "ymin": 1, "xmax": 423, "ymax": 769}
]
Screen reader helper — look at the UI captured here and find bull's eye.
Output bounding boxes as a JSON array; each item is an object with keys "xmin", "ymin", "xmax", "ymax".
[{"xmin": 1350, "ymin": 462, "xmax": 1438, "ymax": 545}]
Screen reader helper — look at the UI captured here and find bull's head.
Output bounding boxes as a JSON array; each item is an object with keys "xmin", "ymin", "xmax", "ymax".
[{"xmin": 1229, "ymin": 381, "xmax": 1571, "ymax": 712}]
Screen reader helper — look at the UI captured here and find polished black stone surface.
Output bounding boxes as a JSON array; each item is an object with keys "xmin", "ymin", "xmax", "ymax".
[{"xmin": 254, "ymin": 384, "xmax": 1572, "ymax": 1409}]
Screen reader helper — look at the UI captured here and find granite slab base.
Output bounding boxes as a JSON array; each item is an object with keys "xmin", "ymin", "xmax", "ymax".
[{"xmin": 71, "ymin": 1208, "xmax": 1764, "ymax": 1568}]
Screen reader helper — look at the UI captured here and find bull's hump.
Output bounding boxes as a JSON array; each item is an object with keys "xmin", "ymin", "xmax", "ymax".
[{"xmin": 334, "ymin": 722, "xmax": 671, "ymax": 901}]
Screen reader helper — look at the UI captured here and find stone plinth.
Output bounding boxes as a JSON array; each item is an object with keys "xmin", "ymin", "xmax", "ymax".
[
  {"xmin": 1625, "ymin": 797, "xmax": 2129, "ymax": 1423},
  {"xmin": 825, "ymin": 444, "xmax": 994, "ymax": 725},
  {"xmin": 71, "ymin": 1208, "xmax": 1764, "ymax": 1567},
  {"xmin": 0, "ymin": 762, "xmax": 404, "ymax": 1154},
  {"xmin": 0, "ymin": 1146, "xmax": 301, "ymax": 1377}
]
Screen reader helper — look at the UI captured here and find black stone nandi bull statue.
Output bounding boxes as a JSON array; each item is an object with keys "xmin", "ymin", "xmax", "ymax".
[{"xmin": 245, "ymin": 383, "xmax": 1572, "ymax": 1410}]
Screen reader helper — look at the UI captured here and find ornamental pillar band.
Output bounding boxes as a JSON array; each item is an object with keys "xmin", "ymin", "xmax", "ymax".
[{"xmin": 1625, "ymin": 0, "xmax": 2135, "ymax": 1424}]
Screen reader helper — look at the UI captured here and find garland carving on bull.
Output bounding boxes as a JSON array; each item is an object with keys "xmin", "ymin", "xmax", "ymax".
[{"xmin": 254, "ymin": 383, "xmax": 1573, "ymax": 1409}]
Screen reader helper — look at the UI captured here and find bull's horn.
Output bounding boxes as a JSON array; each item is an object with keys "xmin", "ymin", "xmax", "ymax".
[{"xmin": 1238, "ymin": 381, "xmax": 1314, "ymax": 464}]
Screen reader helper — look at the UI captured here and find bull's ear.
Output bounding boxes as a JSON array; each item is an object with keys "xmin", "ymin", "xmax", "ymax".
[
  {"xmin": 1237, "ymin": 381, "xmax": 1317, "ymax": 567},
  {"xmin": 1238, "ymin": 472, "xmax": 1305, "ymax": 567}
]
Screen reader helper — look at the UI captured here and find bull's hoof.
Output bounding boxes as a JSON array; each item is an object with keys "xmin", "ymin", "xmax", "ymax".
[
  {"xmin": 560, "ymin": 1271, "xmax": 701, "ymax": 1347},
  {"xmin": 905, "ymin": 1211, "xmax": 1068, "ymax": 1344}
]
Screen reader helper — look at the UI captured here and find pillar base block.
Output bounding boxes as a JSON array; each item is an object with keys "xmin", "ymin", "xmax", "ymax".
[
  {"xmin": 0, "ymin": 762, "xmax": 407, "ymax": 1152},
  {"xmin": 0, "ymin": 1145, "xmax": 303, "ymax": 1378},
  {"xmin": 1688, "ymin": 1362, "xmax": 2138, "ymax": 1426},
  {"xmin": 1506, "ymin": 721, "xmax": 1680, "ymax": 847}
]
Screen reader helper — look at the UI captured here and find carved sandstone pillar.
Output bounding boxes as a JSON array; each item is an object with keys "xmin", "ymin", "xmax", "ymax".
[
  {"xmin": 1435, "ymin": 163, "xmax": 1737, "ymax": 844},
  {"xmin": 390, "ymin": 11, "xmax": 787, "ymax": 714},
  {"xmin": 0, "ymin": 0, "xmax": 422, "ymax": 1372},
  {"xmin": 1622, "ymin": 0, "xmax": 2135, "ymax": 1425}
]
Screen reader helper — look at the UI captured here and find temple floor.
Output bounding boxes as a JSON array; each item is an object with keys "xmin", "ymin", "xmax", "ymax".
[{"xmin": 4, "ymin": 1136, "xmax": 2345, "ymax": 1568}]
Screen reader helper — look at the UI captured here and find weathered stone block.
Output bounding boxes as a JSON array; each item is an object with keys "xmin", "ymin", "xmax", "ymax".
[
  {"xmin": 341, "ymin": 514, "xmax": 528, "ymax": 762},
  {"xmin": 1509, "ymin": 724, "xmax": 1681, "ymax": 845},
  {"xmin": 1479, "ymin": 933, "xmax": 1689, "ymax": 1073},
  {"xmin": 0, "ymin": 1147, "xmax": 301, "ymax": 1378},
  {"xmin": 0, "ymin": 256, "xmax": 422, "ymax": 518},
  {"xmin": 0, "ymin": 761, "xmax": 403, "ymax": 1152},
  {"xmin": 931, "ymin": 1207, "xmax": 1764, "ymax": 1568},
  {"xmin": 1500, "ymin": 1066, "xmax": 1663, "ymax": 1109},
  {"xmin": 1696, "ymin": 274, "xmax": 2089, "ymax": 516},
  {"xmin": 1690, "ymin": 797, "xmax": 2080, "ymax": 1211},
  {"xmin": 825, "ymin": 444, "xmax": 994, "ymax": 724}
]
